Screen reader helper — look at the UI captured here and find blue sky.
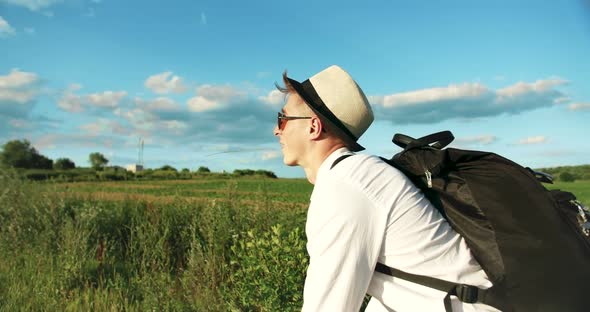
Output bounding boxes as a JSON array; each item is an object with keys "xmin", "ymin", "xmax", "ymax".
[{"xmin": 1, "ymin": 0, "xmax": 589, "ymax": 178}]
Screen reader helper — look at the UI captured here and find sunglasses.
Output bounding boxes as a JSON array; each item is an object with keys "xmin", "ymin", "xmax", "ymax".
[{"xmin": 277, "ymin": 112, "xmax": 312, "ymax": 130}]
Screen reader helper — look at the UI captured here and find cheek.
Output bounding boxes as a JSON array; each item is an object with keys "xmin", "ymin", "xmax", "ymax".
[{"xmin": 280, "ymin": 131, "xmax": 301, "ymax": 164}]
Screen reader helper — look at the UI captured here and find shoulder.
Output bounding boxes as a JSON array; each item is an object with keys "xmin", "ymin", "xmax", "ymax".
[{"xmin": 314, "ymin": 153, "xmax": 415, "ymax": 209}]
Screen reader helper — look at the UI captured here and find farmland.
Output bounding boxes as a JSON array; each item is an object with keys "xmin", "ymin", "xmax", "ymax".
[
  {"xmin": 58, "ymin": 177, "xmax": 314, "ymax": 205},
  {"xmin": 0, "ymin": 171, "xmax": 588, "ymax": 311},
  {"xmin": 0, "ymin": 172, "xmax": 312, "ymax": 311}
]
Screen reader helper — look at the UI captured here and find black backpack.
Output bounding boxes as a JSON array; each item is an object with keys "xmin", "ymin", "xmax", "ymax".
[{"xmin": 334, "ymin": 131, "xmax": 590, "ymax": 312}]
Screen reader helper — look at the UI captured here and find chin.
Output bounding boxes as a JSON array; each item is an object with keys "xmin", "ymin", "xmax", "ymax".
[{"xmin": 283, "ymin": 156, "xmax": 298, "ymax": 167}]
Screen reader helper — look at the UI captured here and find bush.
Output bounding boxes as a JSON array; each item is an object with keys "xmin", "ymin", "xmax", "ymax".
[
  {"xmin": 54, "ymin": 158, "xmax": 76, "ymax": 170},
  {"xmin": 560, "ymin": 172, "xmax": 577, "ymax": 182},
  {"xmin": 233, "ymin": 169, "xmax": 277, "ymax": 178},
  {"xmin": 159, "ymin": 165, "xmax": 177, "ymax": 171},
  {"xmin": 23, "ymin": 169, "xmax": 59, "ymax": 180},
  {"xmin": 97, "ymin": 171, "xmax": 126, "ymax": 181},
  {"xmin": 224, "ymin": 225, "xmax": 307, "ymax": 311},
  {"xmin": 151, "ymin": 170, "xmax": 178, "ymax": 180}
]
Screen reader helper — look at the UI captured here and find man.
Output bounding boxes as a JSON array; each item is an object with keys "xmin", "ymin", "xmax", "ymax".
[{"xmin": 273, "ymin": 65, "xmax": 498, "ymax": 312}]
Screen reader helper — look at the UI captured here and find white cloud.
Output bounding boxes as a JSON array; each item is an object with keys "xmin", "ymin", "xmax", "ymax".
[
  {"xmin": 0, "ymin": 88, "xmax": 37, "ymax": 104},
  {"xmin": 258, "ymin": 89, "xmax": 285, "ymax": 106},
  {"xmin": 159, "ymin": 120, "xmax": 188, "ymax": 134},
  {"xmin": 201, "ymin": 12, "xmax": 207, "ymax": 25},
  {"xmin": 0, "ymin": 68, "xmax": 38, "ymax": 89},
  {"xmin": 0, "ymin": 69, "xmax": 39, "ymax": 104},
  {"xmin": 33, "ymin": 133, "xmax": 59, "ymax": 150},
  {"xmin": 197, "ymin": 84, "xmax": 244, "ymax": 99},
  {"xmin": 517, "ymin": 136, "xmax": 547, "ymax": 145},
  {"xmin": 134, "ymin": 96, "xmax": 181, "ymax": 111},
  {"xmin": 24, "ymin": 27, "xmax": 35, "ymax": 34},
  {"xmin": 0, "ymin": 16, "xmax": 16, "ymax": 37},
  {"xmin": 371, "ymin": 78, "xmax": 569, "ymax": 124},
  {"xmin": 114, "ymin": 107, "xmax": 158, "ymax": 134},
  {"xmin": 86, "ymin": 90, "xmax": 127, "ymax": 108},
  {"xmin": 59, "ymin": 86, "xmax": 127, "ymax": 111},
  {"xmin": 187, "ymin": 84, "xmax": 245, "ymax": 112},
  {"xmin": 454, "ymin": 135, "xmax": 497, "ymax": 146},
  {"xmin": 145, "ymin": 71, "xmax": 187, "ymax": 94},
  {"xmin": 80, "ymin": 118, "xmax": 109, "ymax": 136},
  {"xmin": 80, "ymin": 118, "xmax": 130, "ymax": 137},
  {"xmin": 114, "ymin": 107, "xmax": 149, "ymax": 124},
  {"xmin": 0, "ymin": 0, "xmax": 63, "ymax": 11},
  {"xmin": 568, "ymin": 102, "xmax": 590, "ymax": 111},
  {"xmin": 31, "ymin": 132, "xmax": 125, "ymax": 153},
  {"xmin": 374, "ymin": 83, "xmax": 489, "ymax": 108},
  {"xmin": 9, "ymin": 118, "xmax": 28, "ymax": 128},
  {"xmin": 58, "ymin": 83, "xmax": 83, "ymax": 112},
  {"xmin": 262, "ymin": 150, "xmax": 280, "ymax": 160},
  {"xmin": 496, "ymin": 78, "xmax": 567, "ymax": 99},
  {"xmin": 553, "ymin": 96, "xmax": 569, "ymax": 104},
  {"xmin": 187, "ymin": 96, "xmax": 221, "ymax": 112}
]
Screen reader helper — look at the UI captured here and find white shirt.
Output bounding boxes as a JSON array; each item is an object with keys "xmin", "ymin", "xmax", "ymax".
[{"xmin": 302, "ymin": 148, "xmax": 499, "ymax": 312}]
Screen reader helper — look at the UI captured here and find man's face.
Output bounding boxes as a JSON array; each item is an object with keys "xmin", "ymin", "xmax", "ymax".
[{"xmin": 273, "ymin": 94, "xmax": 310, "ymax": 166}]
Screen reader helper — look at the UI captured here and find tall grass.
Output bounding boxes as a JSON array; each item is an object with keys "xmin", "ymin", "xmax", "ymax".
[
  {"xmin": 0, "ymin": 170, "xmax": 308, "ymax": 311},
  {"xmin": 1, "ymin": 168, "xmax": 587, "ymax": 311}
]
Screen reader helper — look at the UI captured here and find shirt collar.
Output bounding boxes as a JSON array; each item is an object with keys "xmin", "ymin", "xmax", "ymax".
[{"xmin": 316, "ymin": 147, "xmax": 354, "ymax": 181}]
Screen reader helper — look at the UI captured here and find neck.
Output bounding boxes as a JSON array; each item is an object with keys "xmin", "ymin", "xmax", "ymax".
[{"xmin": 303, "ymin": 142, "xmax": 346, "ymax": 184}]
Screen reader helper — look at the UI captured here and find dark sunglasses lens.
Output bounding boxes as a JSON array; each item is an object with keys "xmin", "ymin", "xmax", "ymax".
[{"xmin": 277, "ymin": 112, "xmax": 282, "ymax": 129}]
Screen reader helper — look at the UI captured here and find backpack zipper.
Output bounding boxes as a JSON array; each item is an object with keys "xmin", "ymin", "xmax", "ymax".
[{"xmin": 425, "ymin": 170, "xmax": 432, "ymax": 188}]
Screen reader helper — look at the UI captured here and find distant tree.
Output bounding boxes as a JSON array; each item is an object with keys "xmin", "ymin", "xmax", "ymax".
[
  {"xmin": 89, "ymin": 152, "xmax": 109, "ymax": 170},
  {"xmin": 54, "ymin": 158, "xmax": 76, "ymax": 170},
  {"xmin": 160, "ymin": 165, "xmax": 177, "ymax": 171},
  {"xmin": 181, "ymin": 168, "xmax": 190, "ymax": 173},
  {"xmin": 0, "ymin": 139, "xmax": 53, "ymax": 169},
  {"xmin": 197, "ymin": 166, "xmax": 211, "ymax": 173},
  {"xmin": 255, "ymin": 169, "xmax": 277, "ymax": 179},
  {"xmin": 31, "ymin": 154, "xmax": 53, "ymax": 169},
  {"xmin": 560, "ymin": 172, "xmax": 576, "ymax": 182},
  {"xmin": 1, "ymin": 140, "xmax": 33, "ymax": 168}
]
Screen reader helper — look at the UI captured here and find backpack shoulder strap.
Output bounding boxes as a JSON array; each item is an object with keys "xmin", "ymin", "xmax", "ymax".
[
  {"xmin": 330, "ymin": 154, "xmax": 353, "ymax": 170},
  {"xmin": 375, "ymin": 263, "xmax": 501, "ymax": 311}
]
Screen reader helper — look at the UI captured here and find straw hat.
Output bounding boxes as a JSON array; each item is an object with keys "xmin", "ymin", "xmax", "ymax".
[{"xmin": 286, "ymin": 65, "xmax": 374, "ymax": 151}]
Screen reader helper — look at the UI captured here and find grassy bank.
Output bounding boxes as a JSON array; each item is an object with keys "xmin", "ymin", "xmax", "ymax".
[
  {"xmin": 0, "ymin": 171, "xmax": 309, "ymax": 311},
  {"xmin": 1, "ymin": 169, "xmax": 588, "ymax": 311}
]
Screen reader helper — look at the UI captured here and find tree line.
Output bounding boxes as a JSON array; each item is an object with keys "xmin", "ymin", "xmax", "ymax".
[
  {"xmin": 535, "ymin": 165, "xmax": 590, "ymax": 182},
  {"xmin": 0, "ymin": 139, "xmax": 109, "ymax": 170},
  {"xmin": 0, "ymin": 139, "xmax": 276, "ymax": 181}
]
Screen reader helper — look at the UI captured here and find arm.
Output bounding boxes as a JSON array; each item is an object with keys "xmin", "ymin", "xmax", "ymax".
[{"xmin": 302, "ymin": 180, "xmax": 387, "ymax": 312}]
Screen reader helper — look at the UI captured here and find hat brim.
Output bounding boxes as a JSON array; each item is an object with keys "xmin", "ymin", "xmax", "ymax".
[{"xmin": 287, "ymin": 77, "xmax": 365, "ymax": 152}]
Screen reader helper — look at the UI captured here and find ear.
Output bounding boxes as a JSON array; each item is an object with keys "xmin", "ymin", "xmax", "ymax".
[{"xmin": 309, "ymin": 116, "xmax": 324, "ymax": 140}]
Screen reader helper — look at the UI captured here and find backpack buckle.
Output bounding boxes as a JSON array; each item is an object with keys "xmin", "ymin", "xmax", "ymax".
[
  {"xmin": 572, "ymin": 200, "xmax": 590, "ymax": 236},
  {"xmin": 455, "ymin": 284, "xmax": 479, "ymax": 304}
]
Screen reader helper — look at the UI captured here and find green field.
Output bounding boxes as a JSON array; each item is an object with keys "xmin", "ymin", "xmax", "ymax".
[
  {"xmin": 0, "ymin": 173, "xmax": 313, "ymax": 311},
  {"xmin": 57, "ymin": 177, "xmax": 314, "ymax": 205},
  {"xmin": 545, "ymin": 180, "xmax": 590, "ymax": 206},
  {"xmin": 0, "ymin": 171, "xmax": 588, "ymax": 311}
]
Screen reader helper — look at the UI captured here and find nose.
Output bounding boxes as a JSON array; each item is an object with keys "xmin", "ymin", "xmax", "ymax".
[{"xmin": 273, "ymin": 124, "xmax": 281, "ymax": 136}]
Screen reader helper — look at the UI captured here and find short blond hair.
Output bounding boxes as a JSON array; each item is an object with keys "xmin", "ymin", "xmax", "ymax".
[
  {"xmin": 275, "ymin": 71, "xmax": 313, "ymax": 114},
  {"xmin": 275, "ymin": 71, "xmax": 294, "ymax": 95}
]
